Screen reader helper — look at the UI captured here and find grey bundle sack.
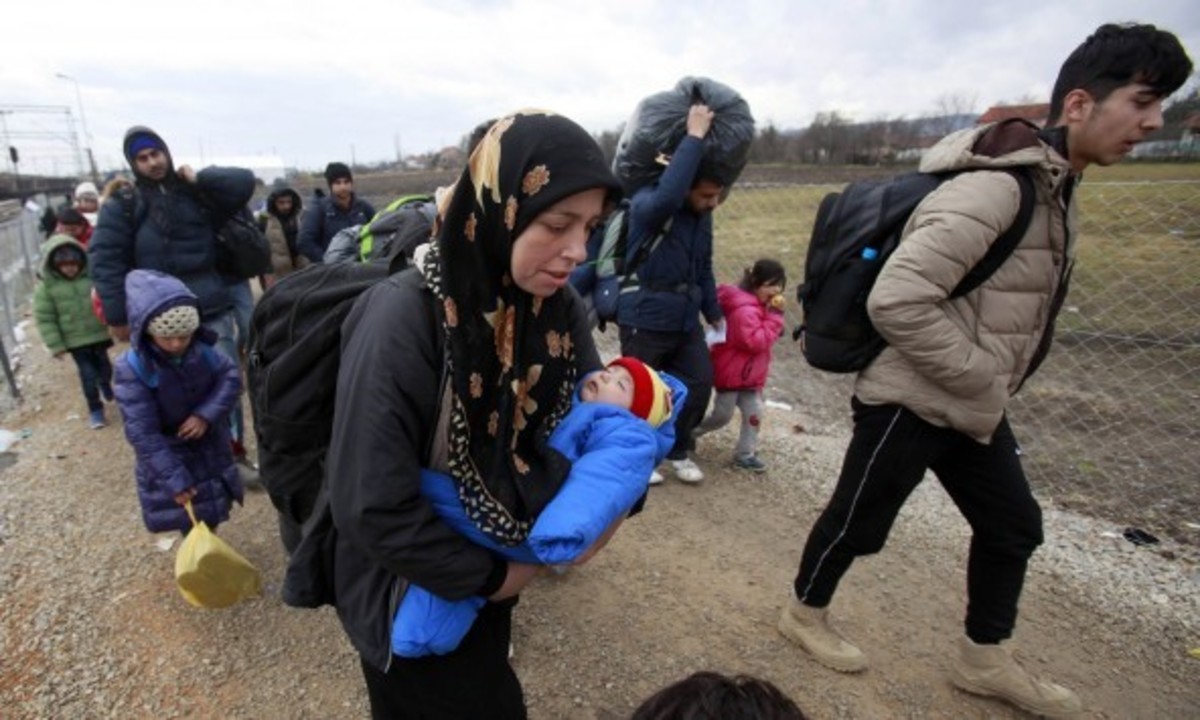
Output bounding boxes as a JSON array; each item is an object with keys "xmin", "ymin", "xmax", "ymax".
[{"xmin": 612, "ymin": 76, "xmax": 755, "ymax": 196}]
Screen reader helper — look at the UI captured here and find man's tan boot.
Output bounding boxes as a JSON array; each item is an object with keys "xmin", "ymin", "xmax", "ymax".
[
  {"xmin": 777, "ymin": 596, "xmax": 867, "ymax": 673},
  {"xmin": 949, "ymin": 636, "xmax": 1083, "ymax": 717}
]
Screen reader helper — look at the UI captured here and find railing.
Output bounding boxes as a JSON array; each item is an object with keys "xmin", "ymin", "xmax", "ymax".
[{"xmin": 0, "ymin": 198, "xmax": 46, "ymax": 405}]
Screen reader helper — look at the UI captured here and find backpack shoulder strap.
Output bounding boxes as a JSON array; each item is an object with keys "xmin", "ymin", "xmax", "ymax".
[
  {"xmin": 400, "ymin": 274, "xmax": 449, "ymax": 470},
  {"xmin": 122, "ymin": 348, "xmax": 158, "ymax": 389},
  {"xmin": 116, "ymin": 186, "xmax": 147, "ymax": 231},
  {"xmin": 621, "ymin": 210, "xmax": 675, "ymax": 285},
  {"xmin": 950, "ymin": 167, "xmax": 1036, "ymax": 298}
]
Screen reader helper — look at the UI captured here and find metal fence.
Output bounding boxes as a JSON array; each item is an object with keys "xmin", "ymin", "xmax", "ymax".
[
  {"xmin": 709, "ymin": 179, "xmax": 1200, "ymax": 545},
  {"xmin": 0, "ymin": 199, "xmax": 43, "ymax": 410}
]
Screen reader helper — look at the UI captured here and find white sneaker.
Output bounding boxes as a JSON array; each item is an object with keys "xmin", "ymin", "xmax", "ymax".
[
  {"xmin": 670, "ymin": 458, "xmax": 704, "ymax": 484},
  {"xmin": 649, "ymin": 470, "xmax": 665, "ymax": 486}
]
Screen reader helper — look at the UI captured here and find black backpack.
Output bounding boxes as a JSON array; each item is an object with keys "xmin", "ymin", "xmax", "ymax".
[
  {"xmin": 796, "ymin": 167, "xmax": 1035, "ymax": 373},
  {"xmin": 115, "ymin": 184, "xmax": 272, "ymax": 279},
  {"xmin": 583, "ymin": 200, "xmax": 672, "ymax": 330},
  {"xmin": 246, "ymin": 255, "xmax": 406, "ymax": 529}
]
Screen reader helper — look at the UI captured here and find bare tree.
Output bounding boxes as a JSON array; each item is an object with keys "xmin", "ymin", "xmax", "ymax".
[
  {"xmin": 748, "ymin": 123, "xmax": 783, "ymax": 164},
  {"xmin": 803, "ymin": 111, "xmax": 852, "ymax": 164},
  {"xmin": 926, "ymin": 92, "xmax": 978, "ymax": 138}
]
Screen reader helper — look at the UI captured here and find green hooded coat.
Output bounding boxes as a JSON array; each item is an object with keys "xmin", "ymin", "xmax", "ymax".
[{"xmin": 33, "ymin": 234, "xmax": 112, "ymax": 354}]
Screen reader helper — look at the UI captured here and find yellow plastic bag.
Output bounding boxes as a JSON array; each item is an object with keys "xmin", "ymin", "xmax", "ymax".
[{"xmin": 174, "ymin": 501, "xmax": 262, "ymax": 608}]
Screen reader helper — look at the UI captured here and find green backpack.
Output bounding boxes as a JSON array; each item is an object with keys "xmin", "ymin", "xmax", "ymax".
[{"xmin": 357, "ymin": 194, "xmax": 437, "ymax": 263}]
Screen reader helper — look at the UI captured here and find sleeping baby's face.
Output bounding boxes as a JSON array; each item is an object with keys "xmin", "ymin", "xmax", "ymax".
[{"xmin": 579, "ymin": 365, "xmax": 635, "ymax": 411}]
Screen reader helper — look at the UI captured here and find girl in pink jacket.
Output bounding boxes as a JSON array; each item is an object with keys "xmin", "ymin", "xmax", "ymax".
[{"xmin": 696, "ymin": 259, "xmax": 787, "ymax": 472}]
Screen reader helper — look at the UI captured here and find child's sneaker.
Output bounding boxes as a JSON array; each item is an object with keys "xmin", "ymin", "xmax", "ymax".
[
  {"xmin": 88, "ymin": 409, "xmax": 107, "ymax": 429},
  {"xmin": 649, "ymin": 469, "xmax": 665, "ymax": 486},
  {"xmin": 733, "ymin": 454, "xmax": 768, "ymax": 473},
  {"xmin": 670, "ymin": 458, "xmax": 704, "ymax": 484}
]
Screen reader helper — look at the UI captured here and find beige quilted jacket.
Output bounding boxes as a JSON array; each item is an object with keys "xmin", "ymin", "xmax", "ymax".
[{"xmin": 856, "ymin": 122, "xmax": 1076, "ymax": 443}]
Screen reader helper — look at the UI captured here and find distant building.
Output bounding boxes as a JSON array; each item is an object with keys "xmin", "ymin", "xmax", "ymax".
[
  {"xmin": 976, "ymin": 103, "xmax": 1051, "ymax": 128},
  {"xmin": 433, "ymin": 146, "xmax": 466, "ymax": 170}
]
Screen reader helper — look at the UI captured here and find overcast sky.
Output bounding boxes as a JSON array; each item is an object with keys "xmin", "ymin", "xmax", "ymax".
[{"xmin": 2, "ymin": 0, "xmax": 1197, "ymax": 175}]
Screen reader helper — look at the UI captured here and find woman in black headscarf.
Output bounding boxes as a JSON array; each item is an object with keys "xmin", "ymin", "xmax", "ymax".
[{"xmin": 322, "ymin": 110, "xmax": 622, "ymax": 718}]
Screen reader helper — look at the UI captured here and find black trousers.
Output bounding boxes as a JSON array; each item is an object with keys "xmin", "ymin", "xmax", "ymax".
[
  {"xmin": 360, "ymin": 601, "xmax": 525, "ymax": 720},
  {"xmin": 619, "ymin": 325, "xmax": 713, "ymax": 460},
  {"xmin": 69, "ymin": 342, "xmax": 113, "ymax": 413},
  {"xmin": 793, "ymin": 398, "xmax": 1043, "ymax": 644}
]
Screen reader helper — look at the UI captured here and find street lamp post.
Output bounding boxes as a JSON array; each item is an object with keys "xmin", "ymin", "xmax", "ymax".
[{"xmin": 55, "ymin": 72, "xmax": 100, "ymax": 184}]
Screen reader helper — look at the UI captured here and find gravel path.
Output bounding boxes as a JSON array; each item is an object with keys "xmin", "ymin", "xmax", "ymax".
[{"xmin": 2, "ymin": 324, "xmax": 1197, "ymax": 719}]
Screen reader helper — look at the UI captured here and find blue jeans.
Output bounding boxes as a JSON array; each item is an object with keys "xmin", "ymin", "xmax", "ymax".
[
  {"xmin": 227, "ymin": 280, "xmax": 254, "ymax": 359},
  {"xmin": 69, "ymin": 342, "xmax": 113, "ymax": 413},
  {"xmin": 202, "ymin": 311, "xmax": 244, "ymax": 446}
]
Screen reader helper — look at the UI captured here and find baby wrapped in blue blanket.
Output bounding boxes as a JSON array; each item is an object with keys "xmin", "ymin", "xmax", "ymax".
[{"xmin": 393, "ymin": 357, "xmax": 685, "ymax": 657}]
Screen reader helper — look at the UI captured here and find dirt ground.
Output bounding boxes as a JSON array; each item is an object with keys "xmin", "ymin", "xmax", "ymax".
[{"xmin": 1, "ymin": 322, "xmax": 1198, "ymax": 719}]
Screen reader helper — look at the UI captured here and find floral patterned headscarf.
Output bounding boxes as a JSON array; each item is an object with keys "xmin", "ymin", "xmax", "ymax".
[{"xmin": 422, "ymin": 110, "xmax": 620, "ymax": 546}]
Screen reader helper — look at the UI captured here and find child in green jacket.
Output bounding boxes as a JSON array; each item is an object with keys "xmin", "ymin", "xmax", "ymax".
[{"xmin": 33, "ymin": 235, "xmax": 114, "ymax": 428}]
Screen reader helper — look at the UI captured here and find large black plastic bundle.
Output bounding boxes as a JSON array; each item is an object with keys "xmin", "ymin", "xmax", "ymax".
[{"xmin": 613, "ymin": 76, "xmax": 755, "ymax": 195}]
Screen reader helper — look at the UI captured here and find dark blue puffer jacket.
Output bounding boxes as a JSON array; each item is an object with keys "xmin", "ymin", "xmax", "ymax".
[
  {"xmin": 89, "ymin": 126, "xmax": 256, "ymax": 326},
  {"xmin": 615, "ymin": 136, "xmax": 722, "ymax": 332},
  {"xmin": 296, "ymin": 194, "xmax": 376, "ymax": 263},
  {"xmin": 113, "ymin": 269, "xmax": 244, "ymax": 533}
]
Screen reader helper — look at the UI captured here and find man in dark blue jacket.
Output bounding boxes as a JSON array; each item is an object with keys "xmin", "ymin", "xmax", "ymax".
[
  {"xmin": 296, "ymin": 162, "xmax": 375, "ymax": 263},
  {"xmin": 617, "ymin": 104, "xmax": 725, "ymax": 485},
  {"xmin": 89, "ymin": 125, "xmax": 259, "ymax": 483}
]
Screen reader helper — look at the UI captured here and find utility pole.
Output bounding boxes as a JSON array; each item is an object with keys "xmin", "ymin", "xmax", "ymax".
[
  {"xmin": 0, "ymin": 111, "xmax": 18, "ymax": 193},
  {"xmin": 0, "ymin": 110, "xmax": 13, "ymax": 176},
  {"xmin": 55, "ymin": 73, "xmax": 100, "ymax": 184}
]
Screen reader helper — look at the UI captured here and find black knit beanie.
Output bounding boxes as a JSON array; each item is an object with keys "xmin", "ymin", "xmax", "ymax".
[{"xmin": 324, "ymin": 162, "xmax": 352, "ymax": 186}]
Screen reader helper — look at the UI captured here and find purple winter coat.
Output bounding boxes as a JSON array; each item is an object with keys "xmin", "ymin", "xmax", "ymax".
[{"xmin": 113, "ymin": 269, "xmax": 244, "ymax": 533}]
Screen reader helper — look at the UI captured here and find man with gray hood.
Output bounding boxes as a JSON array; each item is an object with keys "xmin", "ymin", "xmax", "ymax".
[{"xmin": 89, "ymin": 126, "xmax": 260, "ymax": 484}]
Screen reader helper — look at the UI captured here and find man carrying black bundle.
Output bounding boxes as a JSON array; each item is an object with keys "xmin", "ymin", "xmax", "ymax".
[{"xmin": 618, "ymin": 104, "xmax": 726, "ymax": 486}]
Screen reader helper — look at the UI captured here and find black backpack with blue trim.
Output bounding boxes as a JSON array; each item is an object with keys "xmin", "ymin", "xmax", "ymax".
[{"xmin": 795, "ymin": 166, "xmax": 1036, "ymax": 373}]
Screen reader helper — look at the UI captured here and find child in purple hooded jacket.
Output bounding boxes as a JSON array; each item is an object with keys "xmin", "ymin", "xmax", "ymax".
[{"xmin": 113, "ymin": 269, "xmax": 245, "ymax": 534}]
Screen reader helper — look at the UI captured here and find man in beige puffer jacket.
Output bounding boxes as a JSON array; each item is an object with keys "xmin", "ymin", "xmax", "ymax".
[{"xmin": 779, "ymin": 22, "xmax": 1192, "ymax": 718}]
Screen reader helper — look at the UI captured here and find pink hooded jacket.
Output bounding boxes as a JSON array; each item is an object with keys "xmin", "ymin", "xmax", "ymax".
[{"xmin": 710, "ymin": 284, "xmax": 785, "ymax": 391}]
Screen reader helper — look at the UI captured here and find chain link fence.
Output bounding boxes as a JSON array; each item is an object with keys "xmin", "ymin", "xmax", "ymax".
[
  {"xmin": 353, "ymin": 171, "xmax": 1198, "ymax": 542},
  {"xmin": 710, "ymin": 178, "xmax": 1200, "ymax": 545},
  {"xmin": 0, "ymin": 199, "xmax": 44, "ymax": 409}
]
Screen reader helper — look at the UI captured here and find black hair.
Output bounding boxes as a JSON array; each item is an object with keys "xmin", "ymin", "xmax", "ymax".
[
  {"xmin": 56, "ymin": 207, "xmax": 86, "ymax": 226},
  {"xmin": 324, "ymin": 161, "xmax": 352, "ymax": 186},
  {"xmin": 1049, "ymin": 23, "xmax": 1193, "ymax": 124},
  {"xmin": 631, "ymin": 672, "xmax": 808, "ymax": 720},
  {"xmin": 740, "ymin": 258, "xmax": 787, "ymax": 292}
]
